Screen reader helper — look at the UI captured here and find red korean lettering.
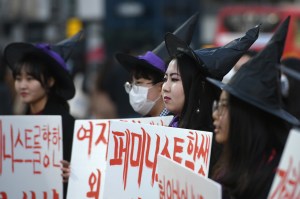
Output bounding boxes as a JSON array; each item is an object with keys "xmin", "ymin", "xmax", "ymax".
[
  {"xmin": 94, "ymin": 122, "xmax": 107, "ymax": 145},
  {"xmin": 77, "ymin": 121, "xmax": 94, "ymax": 156},
  {"xmin": 0, "ymin": 192, "xmax": 8, "ymax": 199},
  {"xmin": 185, "ymin": 131, "xmax": 199, "ymax": 170},
  {"xmin": 173, "ymin": 137, "xmax": 184, "ymax": 164},
  {"xmin": 269, "ymin": 157, "xmax": 300, "ymax": 199},
  {"xmin": 196, "ymin": 134, "xmax": 211, "ymax": 176},
  {"xmin": 109, "ymin": 130, "xmax": 130, "ymax": 189},
  {"xmin": 145, "ymin": 134, "xmax": 161, "ymax": 186},
  {"xmin": 161, "ymin": 137, "xmax": 171, "ymax": 158},
  {"xmin": 86, "ymin": 169, "xmax": 101, "ymax": 199}
]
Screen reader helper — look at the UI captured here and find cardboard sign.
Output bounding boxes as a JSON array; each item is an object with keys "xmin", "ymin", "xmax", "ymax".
[
  {"xmin": 0, "ymin": 116, "xmax": 63, "ymax": 198},
  {"xmin": 103, "ymin": 121, "xmax": 212, "ymax": 199},
  {"xmin": 268, "ymin": 128, "xmax": 300, "ymax": 199},
  {"xmin": 157, "ymin": 155, "xmax": 221, "ymax": 199},
  {"xmin": 67, "ymin": 116, "xmax": 173, "ymax": 199}
]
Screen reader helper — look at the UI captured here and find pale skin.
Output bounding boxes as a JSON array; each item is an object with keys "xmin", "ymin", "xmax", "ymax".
[
  {"xmin": 212, "ymin": 90, "xmax": 230, "ymax": 144},
  {"xmin": 132, "ymin": 77, "xmax": 165, "ymax": 116},
  {"xmin": 162, "ymin": 59, "xmax": 185, "ymax": 115},
  {"xmin": 14, "ymin": 67, "xmax": 70, "ymax": 182},
  {"xmin": 14, "ymin": 68, "xmax": 54, "ymax": 114}
]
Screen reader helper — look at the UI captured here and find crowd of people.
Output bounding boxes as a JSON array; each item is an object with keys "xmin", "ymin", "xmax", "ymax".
[{"xmin": 1, "ymin": 12, "xmax": 300, "ymax": 199}]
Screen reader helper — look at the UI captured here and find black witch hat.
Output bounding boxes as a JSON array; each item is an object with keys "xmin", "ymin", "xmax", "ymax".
[
  {"xmin": 207, "ymin": 17, "xmax": 300, "ymax": 126},
  {"xmin": 165, "ymin": 24, "xmax": 260, "ymax": 80},
  {"xmin": 115, "ymin": 12, "xmax": 199, "ymax": 75},
  {"xmin": 4, "ymin": 30, "xmax": 84, "ymax": 100}
]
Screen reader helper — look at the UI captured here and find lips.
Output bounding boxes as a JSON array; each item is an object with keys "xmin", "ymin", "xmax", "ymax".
[
  {"xmin": 20, "ymin": 92, "xmax": 28, "ymax": 98},
  {"xmin": 163, "ymin": 96, "xmax": 171, "ymax": 102}
]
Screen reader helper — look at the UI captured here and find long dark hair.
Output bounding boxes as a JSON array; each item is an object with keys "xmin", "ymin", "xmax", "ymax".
[
  {"xmin": 12, "ymin": 53, "xmax": 70, "ymax": 111},
  {"xmin": 175, "ymin": 53, "xmax": 220, "ymax": 131},
  {"xmin": 213, "ymin": 93, "xmax": 290, "ymax": 198}
]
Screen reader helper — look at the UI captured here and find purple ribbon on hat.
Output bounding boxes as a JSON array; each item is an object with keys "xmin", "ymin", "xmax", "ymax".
[
  {"xmin": 138, "ymin": 51, "xmax": 166, "ymax": 73},
  {"xmin": 35, "ymin": 43, "xmax": 68, "ymax": 71}
]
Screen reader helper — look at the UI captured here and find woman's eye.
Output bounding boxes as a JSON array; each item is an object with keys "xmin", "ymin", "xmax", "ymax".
[
  {"xmin": 171, "ymin": 78, "xmax": 179, "ymax": 82},
  {"xmin": 26, "ymin": 76, "xmax": 34, "ymax": 81},
  {"xmin": 162, "ymin": 76, "xmax": 167, "ymax": 82}
]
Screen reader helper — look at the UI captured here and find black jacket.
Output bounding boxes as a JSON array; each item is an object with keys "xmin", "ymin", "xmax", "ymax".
[{"xmin": 27, "ymin": 98, "xmax": 75, "ymax": 162}]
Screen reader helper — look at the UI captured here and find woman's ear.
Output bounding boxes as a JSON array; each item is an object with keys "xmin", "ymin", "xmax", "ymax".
[{"xmin": 48, "ymin": 77, "xmax": 55, "ymax": 87}]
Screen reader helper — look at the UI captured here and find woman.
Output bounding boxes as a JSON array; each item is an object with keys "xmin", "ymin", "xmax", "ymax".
[
  {"xmin": 162, "ymin": 25, "xmax": 259, "ymax": 177},
  {"xmin": 115, "ymin": 13, "xmax": 199, "ymax": 117},
  {"xmin": 4, "ymin": 31, "xmax": 83, "ymax": 198},
  {"xmin": 208, "ymin": 17, "xmax": 300, "ymax": 198},
  {"xmin": 162, "ymin": 24, "xmax": 260, "ymax": 130}
]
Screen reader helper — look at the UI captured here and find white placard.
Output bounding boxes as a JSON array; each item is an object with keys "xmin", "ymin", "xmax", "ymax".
[
  {"xmin": 0, "ymin": 116, "xmax": 63, "ymax": 198},
  {"xmin": 103, "ymin": 121, "xmax": 213, "ymax": 199},
  {"xmin": 67, "ymin": 116, "xmax": 173, "ymax": 199},
  {"xmin": 157, "ymin": 155, "xmax": 221, "ymax": 199},
  {"xmin": 268, "ymin": 128, "xmax": 300, "ymax": 198}
]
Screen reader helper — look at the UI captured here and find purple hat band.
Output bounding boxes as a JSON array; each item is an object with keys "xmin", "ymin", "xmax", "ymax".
[
  {"xmin": 137, "ymin": 51, "xmax": 166, "ymax": 72},
  {"xmin": 35, "ymin": 43, "xmax": 68, "ymax": 71}
]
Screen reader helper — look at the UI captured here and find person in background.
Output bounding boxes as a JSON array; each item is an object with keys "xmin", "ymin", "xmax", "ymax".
[
  {"xmin": 3, "ymin": 31, "xmax": 84, "ymax": 199},
  {"xmin": 162, "ymin": 25, "xmax": 259, "ymax": 177},
  {"xmin": 280, "ymin": 57, "xmax": 300, "ymax": 122},
  {"xmin": 115, "ymin": 13, "xmax": 199, "ymax": 117},
  {"xmin": 207, "ymin": 17, "xmax": 299, "ymax": 198},
  {"xmin": 222, "ymin": 50, "xmax": 257, "ymax": 84}
]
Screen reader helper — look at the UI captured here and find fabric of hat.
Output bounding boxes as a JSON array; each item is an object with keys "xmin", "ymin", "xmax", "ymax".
[
  {"xmin": 115, "ymin": 12, "xmax": 200, "ymax": 74},
  {"xmin": 4, "ymin": 31, "xmax": 84, "ymax": 100},
  {"xmin": 165, "ymin": 25, "xmax": 260, "ymax": 80},
  {"xmin": 207, "ymin": 16, "xmax": 300, "ymax": 126}
]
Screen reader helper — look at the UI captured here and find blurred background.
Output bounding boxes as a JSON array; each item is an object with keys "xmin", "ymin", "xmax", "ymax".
[{"xmin": 0, "ymin": 0, "xmax": 299, "ymax": 119}]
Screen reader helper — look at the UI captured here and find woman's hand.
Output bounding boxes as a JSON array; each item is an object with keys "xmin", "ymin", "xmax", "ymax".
[{"xmin": 60, "ymin": 160, "xmax": 71, "ymax": 183}]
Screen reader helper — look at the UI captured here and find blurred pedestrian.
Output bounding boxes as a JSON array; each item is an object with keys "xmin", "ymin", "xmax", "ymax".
[{"xmin": 280, "ymin": 57, "xmax": 300, "ymax": 122}]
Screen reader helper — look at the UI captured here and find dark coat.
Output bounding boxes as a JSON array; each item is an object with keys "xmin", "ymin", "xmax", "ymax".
[{"xmin": 27, "ymin": 98, "xmax": 75, "ymax": 162}]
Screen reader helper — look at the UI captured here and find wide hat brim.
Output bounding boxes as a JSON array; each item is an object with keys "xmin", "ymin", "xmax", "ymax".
[
  {"xmin": 207, "ymin": 77, "xmax": 300, "ymax": 126},
  {"xmin": 4, "ymin": 42, "xmax": 75, "ymax": 100},
  {"xmin": 115, "ymin": 52, "xmax": 164, "ymax": 75}
]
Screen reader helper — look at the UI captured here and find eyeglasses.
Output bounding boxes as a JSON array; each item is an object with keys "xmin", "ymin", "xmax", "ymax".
[
  {"xmin": 212, "ymin": 100, "xmax": 228, "ymax": 116},
  {"xmin": 124, "ymin": 81, "xmax": 154, "ymax": 93}
]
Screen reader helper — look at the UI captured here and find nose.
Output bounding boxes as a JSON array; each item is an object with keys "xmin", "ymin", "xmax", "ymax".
[
  {"xmin": 212, "ymin": 109, "xmax": 219, "ymax": 121},
  {"xmin": 162, "ymin": 80, "xmax": 170, "ymax": 94},
  {"xmin": 16, "ymin": 79, "xmax": 27, "ymax": 90}
]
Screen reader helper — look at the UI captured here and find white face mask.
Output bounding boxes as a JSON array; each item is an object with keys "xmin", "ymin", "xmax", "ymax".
[{"xmin": 128, "ymin": 85, "xmax": 159, "ymax": 116}]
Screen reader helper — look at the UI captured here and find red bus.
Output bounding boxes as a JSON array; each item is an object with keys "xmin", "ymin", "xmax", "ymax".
[{"xmin": 214, "ymin": 5, "xmax": 300, "ymax": 59}]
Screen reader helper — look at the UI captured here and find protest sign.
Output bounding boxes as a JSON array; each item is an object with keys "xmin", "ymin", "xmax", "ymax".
[
  {"xmin": 0, "ymin": 116, "xmax": 63, "ymax": 199},
  {"xmin": 67, "ymin": 116, "xmax": 173, "ymax": 199},
  {"xmin": 157, "ymin": 155, "xmax": 221, "ymax": 199},
  {"xmin": 268, "ymin": 128, "xmax": 300, "ymax": 199},
  {"xmin": 102, "ymin": 121, "xmax": 212, "ymax": 199}
]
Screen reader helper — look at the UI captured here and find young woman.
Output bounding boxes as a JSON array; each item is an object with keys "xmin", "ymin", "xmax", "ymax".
[
  {"xmin": 4, "ymin": 31, "xmax": 83, "ymax": 198},
  {"xmin": 162, "ymin": 24, "xmax": 260, "ymax": 130},
  {"xmin": 162, "ymin": 25, "xmax": 259, "ymax": 177},
  {"xmin": 115, "ymin": 13, "xmax": 199, "ymax": 117},
  {"xmin": 208, "ymin": 17, "xmax": 300, "ymax": 198}
]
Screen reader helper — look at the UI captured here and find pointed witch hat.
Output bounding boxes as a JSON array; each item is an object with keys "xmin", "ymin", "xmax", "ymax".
[
  {"xmin": 115, "ymin": 12, "xmax": 199, "ymax": 75},
  {"xmin": 165, "ymin": 24, "xmax": 260, "ymax": 80},
  {"xmin": 4, "ymin": 30, "xmax": 84, "ymax": 100},
  {"xmin": 207, "ymin": 16, "xmax": 300, "ymax": 126}
]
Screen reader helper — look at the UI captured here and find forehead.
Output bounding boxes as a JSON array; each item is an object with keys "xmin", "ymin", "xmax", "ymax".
[
  {"xmin": 132, "ymin": 77, "xmax": 152, "ymax": 83},
  {"xmin": 166, "ymin": 59, "xmax": 179, "ymax": 74},
  {"xmin": 220, "ymin": 91, "xmax": 228, "ymax": 100}
]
